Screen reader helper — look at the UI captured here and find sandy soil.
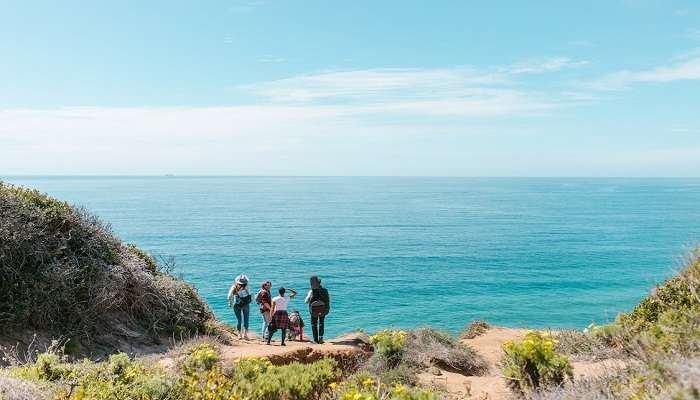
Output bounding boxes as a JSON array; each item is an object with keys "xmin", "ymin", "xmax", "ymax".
[{"xmin": 419, "ymin": 327, "xmax": 628, "ymax": 400}]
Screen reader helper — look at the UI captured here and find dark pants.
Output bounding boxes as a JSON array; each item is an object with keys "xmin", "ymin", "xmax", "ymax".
[
  {"xmin": 311, "ymin": 314, "xmax": 325, "ymax": 342},
  {"xmin": 266, "ymin": 328, "xmax": 287, "ymax": 344}
]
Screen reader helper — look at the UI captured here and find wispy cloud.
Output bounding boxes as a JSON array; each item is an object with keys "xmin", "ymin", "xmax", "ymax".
[
  {"xmin": 244, "ymin": 68, "xmax": 506, "ymax": 102},
  {"xmin": 502, "ymin": 57, "xmax": 588, "ymax": 74},
  {"xmin": 237, "ymin": 57, "xmax": 588, "ymax": 121},
  {"xmin": 587, "ymin": 52, "xmax": 700, "ymax": 90},
  {"xmin": 245, "ymin": 58, "xmax": 586, "ymax": 103},
  {"xmin": 0, "ymin": 57, "xmax": 593, "ymax": 174}
]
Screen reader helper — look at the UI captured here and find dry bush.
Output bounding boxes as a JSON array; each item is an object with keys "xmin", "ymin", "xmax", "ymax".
[
  {"xmin": 533, "ymin": 356, "xmax": 700, "ymax": 400},
  {"xmin": 461, "ymin": 320, "xmax": 491, "ymax": 340},
  {"xmin": 0, "ymin": 182, "xmax": 214, "ymax": 355},
  {"xmin": 553, "ymin": 330, "xmax": 624, "ymax": 362},
  {"xmin": 404, "ymin": 327, "xmax": 489, "ymax": 376},
  {"xmin": 360, "ymin": 327, "xmax": 488, "ymax": 391},
  {"xmin": 0, "ymin": 375, "xmax": 51, "ymax": 400}
]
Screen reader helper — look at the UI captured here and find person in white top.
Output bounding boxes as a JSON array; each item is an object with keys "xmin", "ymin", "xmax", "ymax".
[{"xmin": 266, "ymin": 287, "xmax": 297, "ymax": 346}]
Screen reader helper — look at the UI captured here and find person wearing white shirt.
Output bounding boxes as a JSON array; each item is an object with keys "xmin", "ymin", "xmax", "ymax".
[{"xmin": 266, "ymin": 287, "xmax": 297, "ymax": 346}]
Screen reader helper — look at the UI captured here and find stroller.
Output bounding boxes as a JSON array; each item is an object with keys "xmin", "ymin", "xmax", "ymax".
[{"xmin": 286, "ymin": 310, "xmax": 305, "ymax": 341}]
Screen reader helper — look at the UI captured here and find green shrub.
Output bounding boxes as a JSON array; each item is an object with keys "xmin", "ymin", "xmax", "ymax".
[
  {"xmin": 35, "ymin": 353, "xmax": 71, "ymax": 381},
  {"xmin": 370, "ymin": 330, "xmax": 406, "ymax": 362},
  {"xmin": 177, "ymin": 347, "xmax": 340, "ymax": 400},
  {"xmin": 618, "ymin": 251, "xmax": 700, "ymax": 336},
  {"xmin": 183, "ymin": 343, "xmax": 220, "ymax": 372},
  {"xmin": 502, "ymin": 331, "xmax": 573, "ymax": 396},
  {"xmin": 330, "ymin": 372, "xmax": 438, "ymax": 400},
  {"xmin": 10, "ymin": 351, "xmax": 175, "ymax": 400}
]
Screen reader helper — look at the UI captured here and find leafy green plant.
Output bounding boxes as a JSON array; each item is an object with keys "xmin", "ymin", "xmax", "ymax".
[
  {"xmin": 183, "ymin": 343, "xmax": 220, "ymax": 372},
  {"xmin": 370, "ymin": 330, "xmax": 406, "ymax": 363},
  {"xmin": 330, "ymin": 372, "xmax": 438, "ymax": 400},
  {"xmin": 11, "ymin": 350, "xmax": 175, "ymax": 400},
  {"xmin": 177, "ymin": 344, "xmax": 340, "ymax": 400},
  {"xmin": 618, "ymin": 251, "xmax": 700, "ymax": 336},
  {"xmin": 501, "ymin": 331, "xmax": 573, "ymax": 396}
]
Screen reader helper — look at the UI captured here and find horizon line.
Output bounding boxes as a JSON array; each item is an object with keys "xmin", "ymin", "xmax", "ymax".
[{"xmin": 3, "ymin": 175, "xmax": 700, "ymax": 179}]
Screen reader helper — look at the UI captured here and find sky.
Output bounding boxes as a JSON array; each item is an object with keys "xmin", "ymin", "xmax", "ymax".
[{"xmin": 1, "ymin": 0, "xmax": 699, "ymax": 176}]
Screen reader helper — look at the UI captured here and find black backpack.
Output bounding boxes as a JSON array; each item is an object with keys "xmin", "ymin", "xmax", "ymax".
[{"xmin": 309, "ymin": 288, "xmax": 330, "ymax": 316}]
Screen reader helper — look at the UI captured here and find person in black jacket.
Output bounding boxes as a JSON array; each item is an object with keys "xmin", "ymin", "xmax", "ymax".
[{"xmin": 304, "ymin": 275, "xmax": 330, "ymax": 344}]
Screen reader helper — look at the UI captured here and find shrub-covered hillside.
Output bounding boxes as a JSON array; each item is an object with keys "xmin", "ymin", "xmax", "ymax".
[
  {"xmin": 0, "ymin": 182, "xmax": 214, "ymax": 356},
  {"xmin": 527, "ymin": 250, "xmax": 700, "ymax": 400}
]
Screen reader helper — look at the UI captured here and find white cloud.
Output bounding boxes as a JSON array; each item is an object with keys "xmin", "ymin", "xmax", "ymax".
[
  {"xmin": 244, "ymin": 58, "xmax": 586, "ymax": 103},
  {"xmin": 503, "ymin": 57, "xmax": 588, "ymax": 74},
  {"xmin": 0, "ymin": 57, "xmax": 590, "ymax": 175},
  {"xmin": 244, "ymin": 68, "xmax": 506, "ymax": 102},
  {"xmin": 587, "ymin": 54, "xmax": 700, "ymax": 90}
]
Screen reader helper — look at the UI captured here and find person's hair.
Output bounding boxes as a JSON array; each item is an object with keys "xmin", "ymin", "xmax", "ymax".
[
  {"xmin": 232, "ymin": 282, "xmax": 241, "ymax": 294},
  {"xmin": 310, "ymin": 275, "xmax": 321, "ymax": 289},
  {"xmin": 278, "ymin": 287, "xmax": 286, "ymax": 296},
  {"xmin": 261, "ymin": 281, "xmax": 271, "ymax": 289}
]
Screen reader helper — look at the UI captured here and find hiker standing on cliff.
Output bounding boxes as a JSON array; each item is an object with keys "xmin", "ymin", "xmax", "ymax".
[
  {"xmin": 227, "ymin": 274, "xmax": 252, "ymax": 340},
  {"xmin": 266, "ymin": 287, "xmax": 297, "ymax": 346},
  {"xmin": 305, "ymin": 275, "xmax": 330, "ymax": 344},
  {"xmin": 255, "ymin": 280, "xmax": 272, "ymax": 341}
]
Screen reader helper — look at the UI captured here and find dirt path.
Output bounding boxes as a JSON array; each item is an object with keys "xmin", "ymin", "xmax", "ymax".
[
  {"xmin": 419, "ymin": 327, "xmax": 627, "ymax": 400},
  {"xmin": 157, "ymin": 332, "xmax": 371, "ymax": 371},
  {"xmin": 420, "ymin": 327, "xmax": 527, "ymax": 399}
]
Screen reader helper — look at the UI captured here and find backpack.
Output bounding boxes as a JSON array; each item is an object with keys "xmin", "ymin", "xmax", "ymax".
[
  {"xmin": 255, "ymin": 289, "xmax": 266, "ymax": 305},
  {"xmin": 309, "ymin": 288, "xmax": 330, "ymax": 316}
]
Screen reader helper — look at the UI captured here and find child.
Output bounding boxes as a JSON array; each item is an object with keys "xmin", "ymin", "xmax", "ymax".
[{"xmin": 287, "ymin": 310, "xmax": 305, "ymax": 341}]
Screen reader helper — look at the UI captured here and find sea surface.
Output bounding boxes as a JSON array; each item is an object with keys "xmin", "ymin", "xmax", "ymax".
[{"xmin": 4, "ymin": 176, "xmax": 700, "ymax": 337}]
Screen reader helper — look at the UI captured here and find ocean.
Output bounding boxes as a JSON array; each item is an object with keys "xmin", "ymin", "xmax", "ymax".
[{"xmin": 4, "ymin": 176, "xmax": 700, "ymax": 337}]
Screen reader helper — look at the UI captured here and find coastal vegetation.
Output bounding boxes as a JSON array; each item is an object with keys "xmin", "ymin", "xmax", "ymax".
[
  {"xmin": 532, "ymin": 250, "xmax": 700, "ymax": 399},
  {"xmin": 2, "ymin": 182, "xmax": 700, "ymax": 399},
  {"xmin": 0, "ymin": 182, "xmax": 219, "ymax": 358}
]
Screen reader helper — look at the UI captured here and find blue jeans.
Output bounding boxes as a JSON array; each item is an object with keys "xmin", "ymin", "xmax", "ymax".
[
  {"xmin": 262, "ymin": 310, "xmax": 271, "ymax": 339},
  {"xmin": 234, "ymin": 303, "xmax": 250, "ymax": 331}
]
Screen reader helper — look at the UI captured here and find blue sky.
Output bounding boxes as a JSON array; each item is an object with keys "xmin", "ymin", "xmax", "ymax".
[{"xmin": 1, "ymin": 0, "xmax": 699, "ymax": 176}]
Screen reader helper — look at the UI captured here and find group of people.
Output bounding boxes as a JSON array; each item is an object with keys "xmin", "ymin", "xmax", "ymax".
[{"xmin": 227, "ymin": 275, "xmax": 330, "ymax": 346}]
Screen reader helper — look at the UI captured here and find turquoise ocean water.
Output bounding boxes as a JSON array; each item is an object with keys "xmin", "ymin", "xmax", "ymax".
[{"xmin": 4, "ymin": 177, "xmax": 700, "ymax": 337}]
